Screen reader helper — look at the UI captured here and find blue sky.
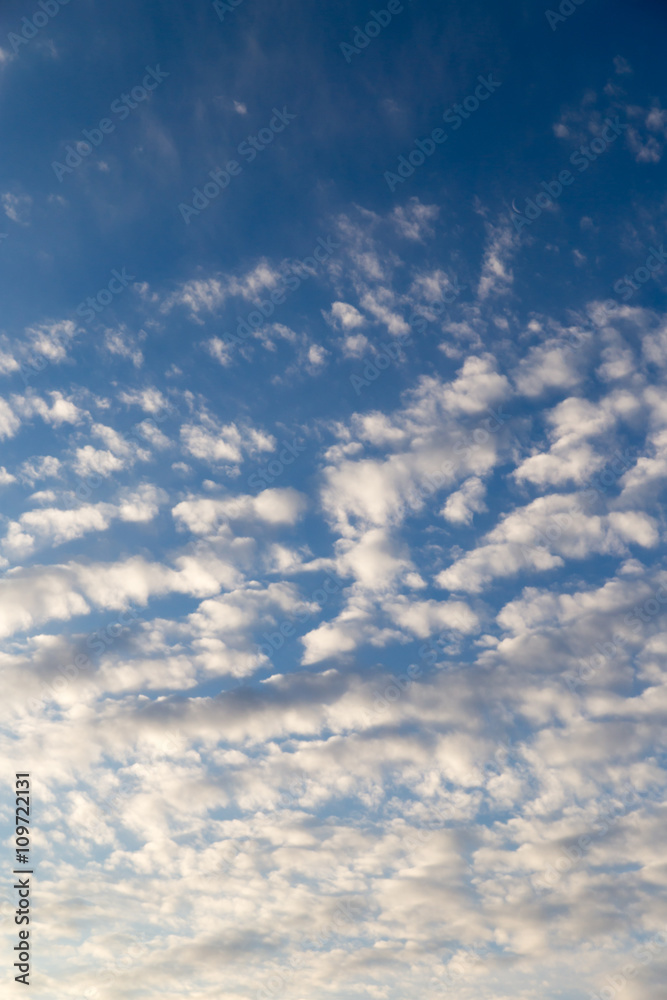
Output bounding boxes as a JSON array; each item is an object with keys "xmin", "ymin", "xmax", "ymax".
[{"xmin": 1, "ymin": 0, "xmax": 667, "ymax": 998}]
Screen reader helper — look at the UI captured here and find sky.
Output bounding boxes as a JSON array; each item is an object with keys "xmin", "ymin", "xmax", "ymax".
[{"xmin": 1, "ymin": 0, "xmax": 667, "ymax": 997}]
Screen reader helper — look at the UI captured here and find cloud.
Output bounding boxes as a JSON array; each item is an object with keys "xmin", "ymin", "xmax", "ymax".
[
  {"xmin": 437, "ymin": 493, "xmax": 659, "ymax": 593},
  {"xmin": 439, "ymin": 354, "xmax": 511, "ymax": 415},
  {"xmin": 17, "ymin": 455, "xmax": 62, "ymax": 487},
  {"xmin": 25, "ymin": 320, "xmax": 78, "ymax": 363},
  {"xmin": 162, "ymin": 261, "xmax": 284, "ymax": 317},
  {"xmin": 0, "ymin": 396, "xmax": 20, "ymax": 439},
  {"xmin": 13, "ymin": 390, "xmax": 84, "ymax": 427},
  {"xmin": 441, "ymin": 476, "xmax": 487, "ymax": 524},
  {"xmin": 613, "ymin": 55, "xmax": 632, "ymax": 75},
  {"xmin": 73, "ymin": 446, "xmax": 127, "ymax": 478},
  {"xmin": 173, "ymin": 488, "xmax": 308, "ymax": 534},
  {"xmin": 104, "ymin": 326, "xmax": 144, "ymax": 367},
  {"xmin": 321, "ymin": 364, "xmax": 509, "ymax": 534},
  {"xmin": 136, "ymin": 419, "xmax": 170, "ymax": 449},
  {"xmin": 324, "ymin": 301, "xmax": 366, "ymax": 331},
  {"xmin": 0, "ymin": 545, "xmax": 246, "ymax": 640},
  {"xmin": 118, "ymin": 387, "xmax": 169, "ymax": 413},
  {"xmin": 383, "ymin": 596, "xmax": 480, "ymax": 638},
  {"xmin": 0, "ymin": 345, "xmax": 20, "ymax": 375},
  {"xmin": 2, "ymin": 191, "xmax": 32, "ymax": 225},
  {"xmin": 477, "ymin": 222, "xmax": 517, "ymax": 300},
  {"xmin": 1, "ymin": 485, "xmax": 166, "ymax": 558},
  {"xmin": 69, "ymin": 423, "xmax": 152, "ymax": 479},
  {"xmin": 180, "ymin": 413, "xmax": 275, "ymax": 468},
  {"xmin": 206, "ymin": 336, "xmax": 234, "ymax": 367},
  {"xmin": 390, "ymin": 198, "xmax": 439, "ymax": 242},
  {"xmin": 513, "ymin": 395, "xmax": 622, "ymax": 487},
  {"xmin": 513, "ymin": 333, "xmax": 590, "ymax": 397}
]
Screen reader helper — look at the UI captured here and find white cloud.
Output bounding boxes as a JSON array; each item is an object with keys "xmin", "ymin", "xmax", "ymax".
[
  {"xmin": 25, "ymin": 320, "xmax": 77, "ymax": 362},
  {"xmin": 477, "ymin": 222, "xmax": 517, "ymax": 300},
  {"xmin": 2, "ymin": 191, "xmax": 32, "ymax": 225},
  {"xmin": 0, "ymin": 546, "xmax": 246, "ymax": 640},
  {"xmin": 73, "ymin": 446, "xmax": 127, "ymax": 478},
  {"xmin": 0, "ymin": 346, "xmax": 20, "ymax": 375},
  {"xmin": 135, "ymin": 419, "xmax": 170, "ymax": 449},
  {"xmin": 321, "ymin": 365, "xmax": 508, "ymax": 534},
  {"xmin": 173, "ymin": 488, "xmax": 307, "ymax": 534},
  {"xmin": 440, "ymin": 354, "xmax": 511, "ymax": 415},
  {"xmin": 104, "ymin": 326, "xmax": 144, "ymax": 367},
  {"xmin": 335, "ymin": 528, "xmax": 418, "ymax": 591},
  {"xmin": 514, "ymin": 335, "xmax": 589, "ymax": 397},
  {"xmin": 0, "ymin": 396, "xmax": 20, "ymax": 439},
  {"xmin": 17, "ymin": 455, "xmax": 62, "ymax": 487},
  {"xmin": 206, "ymin": 336, "xmax": 234, "ymax": 366},
  {"xmin": 383, "ymin": 596, "xmax": 479, "ymax": 638},
  {"xmin": 13, "ymin": 390, "xmax": 84, "ymax": 427},
  {"xmin": 163, "ymin": 261, "xmax": 283, "ymax": 317},
  {"xmin": 2, "ymin": 485, "xmax": 166, "ymax": 558},
  {"xmin": 181, "ymin": 414, "xmax": 275, "ymax": 468},
  {"xmin": 118, "ymin": 387, "xmax": 169, "ymax": 413},
  {"xmin": 514, "ymin": 395, "xmax": 621, "ymax": 487},
  {"xmin": 437, "ymin": 493, "xmax": 659, "ymax": 593},
  {"xmin": 324, "ymin": 302, "xmax": 366, "ymax": 330},
  {"xmin": 441, "ymin": 476, "xmax": 487, "ymax": 524},
  {"xmin": 390, "ymin": 198, "xmax": 439, "ymax": 241}
]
